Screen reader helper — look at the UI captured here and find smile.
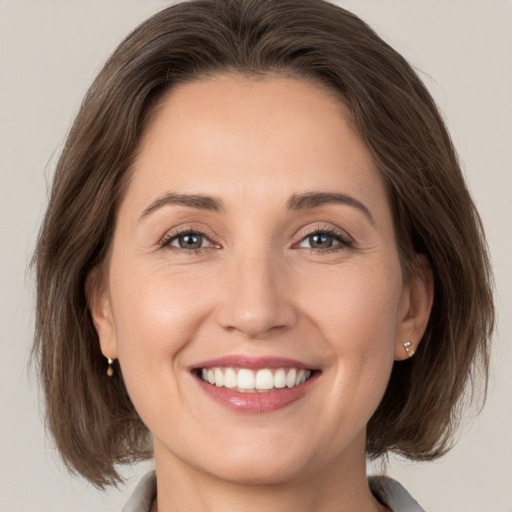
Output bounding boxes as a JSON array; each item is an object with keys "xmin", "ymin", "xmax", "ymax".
[
  {"xmin": 192, "ymin": 356, "xmax": 320, "ymax": 413},
  {"xmin": 198, "ymin": 367, "xmax": 313, "ymax": 392}
]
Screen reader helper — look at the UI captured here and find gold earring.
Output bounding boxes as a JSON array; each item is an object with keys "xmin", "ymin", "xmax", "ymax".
[
  {"xmin": 107, "ymin": 358, "xmax": 114, "ymax": 377},
  {"xmin": 403, "ymin": 341, "xmax": 415, "ymax": 358}
]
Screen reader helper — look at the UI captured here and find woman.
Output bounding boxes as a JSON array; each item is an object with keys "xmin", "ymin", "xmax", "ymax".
[{"xmin": 32, "ymin": 1, "xmax": 494, "ymax": 511}]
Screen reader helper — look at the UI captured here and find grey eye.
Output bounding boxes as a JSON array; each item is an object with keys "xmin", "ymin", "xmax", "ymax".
[
  {"xmin": 176, "ymin": 233, "xmax": 203, "ymax": 249},
  {"xmin": 308, "ymin": 233, "xmax": 335, "ymax": 249}
]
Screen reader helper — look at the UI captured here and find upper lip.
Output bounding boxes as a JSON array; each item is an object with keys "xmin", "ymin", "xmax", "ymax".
[{"xmin": 191, "ymin": 355, "xmax": 315, "ymax": 371}]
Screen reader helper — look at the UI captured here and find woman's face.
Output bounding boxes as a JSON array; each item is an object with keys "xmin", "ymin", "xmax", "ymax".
[{"xmin": 92, "ymin": 75, "xmax": 422, "ymax": 484}]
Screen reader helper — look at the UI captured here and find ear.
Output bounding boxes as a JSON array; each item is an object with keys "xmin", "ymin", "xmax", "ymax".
[
  {"xmin": 86, "ymin": 266, "xmax": 118, "ymax": 360},
  {"xmin": 394, "ymin": 254, "xmax": 434, "ymax": 361}
]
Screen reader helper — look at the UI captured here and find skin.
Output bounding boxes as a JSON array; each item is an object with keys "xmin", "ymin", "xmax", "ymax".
[{"xmin": 90, "ymin": 75, "xmax": 432, "ymax": 512}]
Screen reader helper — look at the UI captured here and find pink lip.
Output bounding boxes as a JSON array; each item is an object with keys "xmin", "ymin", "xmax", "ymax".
[
  {"xmin": 190, "ymin": 355, "xmax": 319, "ymax": 414},
  {"xmin": 194, "ymin": 375, "xmax": 319, "ymax": 414},
  {"xmin": 191, "ymin": 355, "xmax": 313, "ymax": 370}
]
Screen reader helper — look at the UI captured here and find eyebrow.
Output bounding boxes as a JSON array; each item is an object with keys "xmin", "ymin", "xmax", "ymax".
[
  {"xmin": 287, "ymin": 192, "xmax": 375, "ymax": 226},
  {"xmin": 140, "ymin": 193, "xmax": 225, "ymax": 219},
  {"xmin": 139, "ymin": 191, "xmax": 374, "ymax": 226}
]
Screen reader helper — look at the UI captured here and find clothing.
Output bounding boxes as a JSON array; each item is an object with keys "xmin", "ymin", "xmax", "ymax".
[
  {"xmin": 122, "ymin": 471, "xmax": 425, "ymax": 512},
  {"xmin": 368, "ymin": 476, "xmax": 425, "ymax": 512},
  {"xmin": 122, "ymin": 472, "xmax": 156, "ymax": 512}
]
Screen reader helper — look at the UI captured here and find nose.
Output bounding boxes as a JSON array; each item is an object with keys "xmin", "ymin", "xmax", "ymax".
[{"xmin": 215, "ymin": 251, "xmax": 298, "ymax": 339}]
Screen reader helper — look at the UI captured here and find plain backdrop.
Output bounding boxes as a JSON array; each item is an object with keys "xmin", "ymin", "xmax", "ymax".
[{"xmin": 1, "ymin": 1, "xmax": 511, "ymax": 511}]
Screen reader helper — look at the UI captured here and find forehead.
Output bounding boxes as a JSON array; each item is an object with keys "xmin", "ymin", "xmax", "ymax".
[{"xmin": 126, "ymin": 74, "xmax": 388, "ymax": 218}]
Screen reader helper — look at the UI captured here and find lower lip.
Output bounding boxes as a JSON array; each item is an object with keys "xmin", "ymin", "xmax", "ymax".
[{"xmin": 194, "ymin": 373, "xmax": 318, "ymax": 414}]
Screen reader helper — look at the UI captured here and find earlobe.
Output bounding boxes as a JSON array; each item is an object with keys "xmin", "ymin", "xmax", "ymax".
[
  {"xmin": 85, "ymin": 267, "xmax": 118, "ymax": 360},
  {"xmin": 394, "ymin": 254, "xmax": 434, "ymax": 361}
]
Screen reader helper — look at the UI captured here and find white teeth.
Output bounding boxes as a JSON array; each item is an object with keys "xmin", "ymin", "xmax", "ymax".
[
  {"xmin": 214, "ymin": 367, "xmax": 224, "ymax": 387},
  {"xmin": 255, "ymin": 369, "xmax": 274, "ymax": 390},
  {"xmin": 199, "ymin": 367, "xmax": 313, "ymax": 391},
  {"xmin": 274, "ymin": 368, "xmax": 286, "ymax": 388},
  {"xmin": 237, "ymin": 369, "xmax": 255, "ymax": 390},
  {"xmin": 224, "ymin": 368, "xmax": 237, "ymax": 388},
  {"xmin": 286, "ymin": 368, "xmax": 297, "ymax": 388}
]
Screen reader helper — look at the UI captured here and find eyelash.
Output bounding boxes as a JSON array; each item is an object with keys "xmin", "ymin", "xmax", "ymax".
[
  {"xmin": 298, "ymin": 226, "xmax": 354, "ymax": 254},
  {"xmin": 160, "ymin": 226, "xmax": 354, "ymax": 255},
  {"xmin": 160, "ymin": 227, "xmax": 220, "ymax": 255}
]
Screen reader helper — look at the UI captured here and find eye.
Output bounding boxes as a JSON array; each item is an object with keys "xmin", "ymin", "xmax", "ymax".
[
  {"xmin": 304, "ymin": 232, "xmax": 338, "ymax": 249},
  {"xmin": 161, "ymin": 229, "xmax": 217, "ymax": 252},
  {"xmin": 296, "ymin": 227, "xmax": 353, "ymax": 252}
]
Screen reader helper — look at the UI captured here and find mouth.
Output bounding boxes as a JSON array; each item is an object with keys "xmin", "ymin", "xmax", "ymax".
[
  {"xmin": 191, "ymin": 356, "xmax": 320, "ymax": 413},
  {"xmin": 194, "ymin": 366, "xmax": 314, "ymax": 392}
]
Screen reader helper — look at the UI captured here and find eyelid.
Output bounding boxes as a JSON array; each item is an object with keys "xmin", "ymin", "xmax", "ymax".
[
  {"xmin": 160, "ymin": 226, "xmax": 221, "ymax": 250},
  {"xmin": 159, "ymin": 223, "xmax": 354, "ymax": 253},
  {"xmin": 294, "ymin": 224, "xmax": 354, "ymax": 252}
]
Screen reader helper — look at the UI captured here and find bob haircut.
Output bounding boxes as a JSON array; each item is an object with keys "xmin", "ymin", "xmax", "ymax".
[{"xmin": 33, "ymin": 0, "xmax": 494, "ymax": 489}]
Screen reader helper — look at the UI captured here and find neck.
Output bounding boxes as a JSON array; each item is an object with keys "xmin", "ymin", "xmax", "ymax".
[{"xmin": 151, "ymin": 434, "xmax": 387, "ymax": 512}]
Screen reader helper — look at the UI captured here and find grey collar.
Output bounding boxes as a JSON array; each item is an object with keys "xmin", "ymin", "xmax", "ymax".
[
  {"xmin": 369, "ymin": 475, "xmax": 426, "ymax": 511},
  {"xmin": 122, "ymin": 472, "xmax": 426, "ymax": 512}
]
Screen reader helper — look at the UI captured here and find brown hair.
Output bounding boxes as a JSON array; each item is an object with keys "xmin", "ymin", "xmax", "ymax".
[{"xmin": 32, "ymin": 0, "xmax": 494, "ymax": 488}]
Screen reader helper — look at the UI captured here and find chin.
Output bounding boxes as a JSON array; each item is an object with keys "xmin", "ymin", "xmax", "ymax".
[{"xmin": 200, "ymin": 452, "xmax": 310, "ymax": 486}]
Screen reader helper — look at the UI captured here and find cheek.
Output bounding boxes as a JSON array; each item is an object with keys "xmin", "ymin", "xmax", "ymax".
[
  {"xmin": 107, "ymin": 264, "xmax": 219, "ymax": 434},
  {"xmin": 301, "ymin": 260, "xmax": 402, "ymax": 420},
  {"xmin": 110, "ymin": 253, "xmax": 403, "ymax": 374},
  {"xmin": 109, "ymin": 265, "xmax": 215, "ymax": 363},
  {"xmin": 301, "ymin": 259, "xmax": 403, "ymax": 352}
]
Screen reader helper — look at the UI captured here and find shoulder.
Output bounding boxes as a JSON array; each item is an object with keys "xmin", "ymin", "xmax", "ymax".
[
  {"xmin": 122, "ymin": 471, "xmax": 157, "ymax": 512},
  {"xmin": 368, "ymin": 475, "xmax": 426, "ymax": 512}
]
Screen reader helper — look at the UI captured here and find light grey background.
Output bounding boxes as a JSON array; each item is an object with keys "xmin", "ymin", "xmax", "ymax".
[{"xmin": 1, "ymin": 1, "xmax": 510, "ymax": 511}]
